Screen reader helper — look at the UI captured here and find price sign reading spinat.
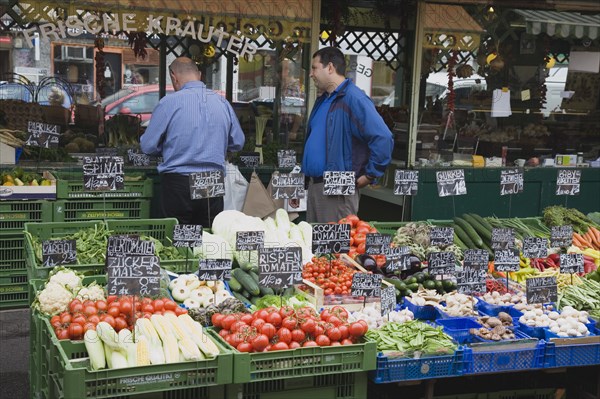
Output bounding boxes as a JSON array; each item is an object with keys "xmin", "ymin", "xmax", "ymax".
[
  {"xmin": 323, "ymin": 171, "xmax": 355, "ymax": 196},
  {"xmin": 258, "ymin": 247, "xmax": 302, "ymax": 289},
  {"xmin": 42, "ymin": 239, "xmax": 77, "ymax": 268},
  {"xmin": 83, "ymin": 156, "xmax": 125, "ymax": 191},
  {"xmin": 189, "ymin": 170, "xmax": 225, "ymax": 199}
]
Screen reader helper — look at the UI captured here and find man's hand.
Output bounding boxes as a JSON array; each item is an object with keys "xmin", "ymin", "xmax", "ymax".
[{"xmin": 356, "ymin": 175, "xmax": 373, "ymax": 189}]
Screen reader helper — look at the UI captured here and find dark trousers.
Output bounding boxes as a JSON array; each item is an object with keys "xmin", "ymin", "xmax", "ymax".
[{"xmin": 160, "ymin": 173, "xmax": 223, "ymax": 228}]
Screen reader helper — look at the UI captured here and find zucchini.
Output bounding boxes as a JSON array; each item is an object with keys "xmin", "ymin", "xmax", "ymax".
[
  {"xmin": 454, "ymin": 217, "xmax": 483, "ymax": 248},
  {"xmin": 453, "ymin": 223, "xmax": 477, "ymax": 249},
  {"xmin": 232, "ymin": 268, "xmax": 261, "ymax": 296},
  {"xmin": 469, "ymin": 213, "xmax": 493, "ymax": 232},
  {"xmin": 259, "ymin": 285, "xmax": 275, "ymax": 296},
  {"xmin": 231, "ymin": 291, "xmax": 252, "ymax": 306},
  {"xmin": 250, "ymin": 296, "xmax": 261, "ymax": 305},
  {"xmin": 227, "ymin": 275, "xmax": 243, "ymax": 292},
  {"xmin": 462, "ymin": 214, "xmax": 492, "ymax": 243},
  {"xmin": 453, "ymin": 231, "xmax": 468, "ymax": 250}
]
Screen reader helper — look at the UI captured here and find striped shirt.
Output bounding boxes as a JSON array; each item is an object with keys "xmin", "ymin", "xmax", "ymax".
[{"xmin": 140, "ymin": 81, "xmax": 245, "ymax": 174}]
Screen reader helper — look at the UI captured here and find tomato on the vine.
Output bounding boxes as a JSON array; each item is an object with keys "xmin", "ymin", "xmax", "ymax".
[
  {"xmin": 315, "ymin": 335, "xmax": 331, "ymax": 346},
  {"xmin": 261, "ymin": 323, "xmax": 277, "ymax": 339},
  {"xmin": 252, "ymin": 334, "xmax": 269, "ymax": 352},
  {"xmin": 277, "ymin": 327, "xmax": 292, "ymax": 344}
]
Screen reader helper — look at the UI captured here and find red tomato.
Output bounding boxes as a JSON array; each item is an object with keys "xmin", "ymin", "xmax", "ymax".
[
  {"xmin": 277, "ymin": 327, "xmax": 292, "ymax": 344},
  {"xmin": 82, "ymin": 300, "xmax": 95, "ymax": 308},
  {"xmin": 356, "ymin": 242, "xmax": 366, "ymax": 254},
  {"xmin": 218, "ymin": 329, "xmax": 230, "ymax": 338},
  {"xmin": 163, "ymin": 300, "xmax": 177, "ymax": 311},
  {"xmin": 330, "ymin": 306, "xmax": 349, "ymax": 321},
  {"xmin": 95, "ymin": 300, "xmax": 108, "ymax": 312},
  {"xmin": 119, "ymin": 301, "xmax": 133, "ymax": 315},
  {"xmin": 142, "ymin": 304, "xmax": 155, "ymax": 314},
  {"xmin": 279, "ymin": 305, "xmax": 295, "ymax": 318},
  {"xmin": 107, "ymin": 306, "xmax": 120, "ymax": 318},
  {"xmin": 230, "ymin": 321, "xmax": 246, "ymax": 333},
  {"xmin": 50, "ymin": 315, "xmax": 61, "ymax": 328},
  {"xmin": 106, "ymin": 295, "xmax": 118, "ymax": 304},
  {"xmin": 83, "ymin": 322, "xmax": 96, "ymax": 333},
  {"xmin": 289, "ymin": 341, "xmax": 301, "ymax": 349},
  {"xmin": 320, "ymin": 309, "xmax": 331, "ymax": 321},
  {"xmin": 302, "ymin": 340, "xmax": 318, "ymax": 347},
  {"xmin": 237, "ymin": 342, "xmax": 253, "ymax": 353},
  {"xmin": 241, "ymin": 314, "xmax": 254, "ymax": 325},
  {"xmin": 330, "ymin": 341, "xmax": 342, "ymax": 346},
  {"xmin": 341, "ymin": 338, "xmax": 354, "ymax": 345},
  {"xmin": 291, "ymin": 328, "xmax": 306, "ymax": 342},
  {"xmin": 326, "ymin": 327, "xmax": 342, "ymax": 341},
  {"xmin": 114, "ymin": 317, "xmax": 128, "ymax": 332},
  {"xmin": 87, "ymin": 314, "xmax": 100, "ymax": 325},
  {"xmin": 71, "ymin": 314, "xmax": 87, "ymax": 326},
  {"xmin": 261, "ymin": 323, "xmax": 277, "ymax": 339},
  {"xmin": 221, "ymin": 315, "xmax": 237, "ymax": 330},
  {"xmin": 83, "ymin": 305, "xmax": 98, "ymax": 317},
  {"xmin": 251, "ymin": 334, "xmax": 269, "ymax": 352},
  {"xmin": 255, "ymin": 309, "xmax": 270, "ymax": 321},
  {"xmin": 266, "ymin": 312, "xmax": 282, "ymax": 327},
  {"xmin": 346, "ymin": 214, "xmax": 360, "ymax": 228},
  {"xmin": 68, "ymin": 323, "xmax": 84, "ymax": 340},
  {"xmin": 353, "ymin": 233, "xmax": 366, "ymax": 245},
  {"xmin": 102, "ymin": 315, "xmax": 116, "ymax": 329},
  {"xmin": 315, "ymin": 334, "xmax": 331, "ymax": 346},
  {"xmin": 314, "ymin": 323, "xmax": 325, "ymax": 337},
  {"xmin": 281, "ymin": 317, "xmax": 298, "ymax": 330},
  {"xmin": 230, "ymin": 332, "xmax": 245, "ymax": 347},
  {"xmin": 300, "ymin": 319, "xmax": 316, "ymax": 334},
  {"xmin": 355, "ymin": 225, "xmax": 370, "ymax": 235},
  {"xmin": 55, "ymin": 328, "xmax": 69, "ymax": 340},
  {"xmin": 358, "ymin": 320, "xmax": 369, "ymax": 330},
  {"xmin": 328, "ymin": 315, "xmax": 343, "ymax": 327},
  {"xmin": 251, "ymin": 318, "xmax": 266, "ymax": 330},
  {"xmin": 338, "ymin": 325, "xmax": 350, "ymax": 340},
  {"xmin": 69, "ymin": 299, "xmax": 82, "ymax": 313},
  {"xmin": 152, "ymin": 299, "xmax": 164, "ymax": 312},
  {"xmin": 212, "ymin": 313, "xmax": 224, "ymax": 328},
  {"xmin": 270, "ymin": 342, "xmax": 289, "ymax": 351},
  {"xmin": 176, "ymin": 306, "xmax": 187, "ymax": 316},
  {"xmin": 348, "ymin": 322, "xmax": 366, "ymax": 337}
]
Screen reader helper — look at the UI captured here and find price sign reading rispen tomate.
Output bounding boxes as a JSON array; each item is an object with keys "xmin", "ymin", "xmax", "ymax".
[
  {"xmin": 258, "ymin": 247, "xmax": 302, "ymax": 289},
  {"xmin": 42, "ymin": 239, "xmax": 77, "ymax": 268}
]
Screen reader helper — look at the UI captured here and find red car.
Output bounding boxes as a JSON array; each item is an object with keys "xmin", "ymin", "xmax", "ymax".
[{"xmin": 100, "ymin": 84, "xmax": 174, "ymax": 122}]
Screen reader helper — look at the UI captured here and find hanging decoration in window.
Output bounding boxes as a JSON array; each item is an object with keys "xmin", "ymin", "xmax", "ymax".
[
  {"xmin": 94, "ymin": 36, "xmax": 105, "ymax": 99},
  {"xmin": 127, "ymin": 32, "xmax": 148, "ymax": 60}
]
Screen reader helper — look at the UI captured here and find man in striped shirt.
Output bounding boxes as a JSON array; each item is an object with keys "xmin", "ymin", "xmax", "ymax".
[{"xmin": 141, "ymin": 57, "xmax": 245, "ymax": 227}]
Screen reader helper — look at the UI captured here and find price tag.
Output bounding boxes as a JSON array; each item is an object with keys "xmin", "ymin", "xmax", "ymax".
[
  {"xmin": 457, "ymin": 264, "xmax": 486, "ymax": 295},
  {"xmin": 436, "ymin": 169, "xmax": 467, "ymax": 197},
  {"xmin": 106, "ymin": 255, "xmax": 161, "ymax": 297},
  {"xmin": 270, "ymin": 172, "xmax": 306, "ymax": 199},
  {"xmin": 550, "ymin": 225, "xmax": 573, "ymax": 248},
  {"xmin": 323, "ymin": 171, "xmax": 356, "ymax": 196},
  {"xmin": 83, "ymin": 156, "xmax": 125, "ymax": 191},
  {"xmin": 311, "ymin": 223, "xmax": 350, "ymax": 254},
  {"xmin": 236, "ymin": 231, "xmax": 265, "ymax": 251},
  {"xmin": 556, "ymin": 169, "xmax": 581, "ymax": 196},
  {"xmin": 463, "ymin": 249, "xmax": 489, "ymax": 267},
  {"xmin": 394, "ymin": 169, "xmax": 419, "ymax": 196},
  {"xmin": 384, "ymin": 246, "xmax": 411, "ymax": 272},
  {"xmin": 127, "ymin": 148, "xmax": 150, "ymax": 166},
  {"xmin": 430, "ymin": 227, "xmax": 454, "ymax": 247},
  {"xmin": 351, "ymin": 273, "xmax": 382, "ymax": 297},
  {"xmin": 500, "ymin": 168, "xmax": 524, "ymax": 196},
  {"xmin": 365, "ymin": 233, "xmax": 392, "ymax": 255},
  {"xmin": 26, "ymin": 121, "xmax": 60, "ymax": 148},
  {"xmin": 240, "ymin": 152, "xmax": 260, "ymax": 168},
  {"xmin": 198, "ymin": 259, "xmax": 233, "ymax": 281},
  {"xmin": 523, "ymin": 237, "xmax": 548, "ymax": 259},
  {"xmin": 42, "ymin": 239, "xmax": 76, "ymax": 268},
  {"xmin": 106, "ymin": 235, "xmax": 153, "ymax": 258},
  {"xmin": 381, "ymin": 286, "xmax": 397, "ymax": 317},
  {"xmin": 189, "ymin": 170, "xmax": 225, "ymax": 199},
  {"xmin": 493, "ymin": 249, "xmax": 520, "ymax": 272},
  {"xmin": 258, "ymin": 247, "xmax": 302, "ymax": 289},
  {"xmin": 526, "ymin": 276, "xmax": 557, "ymax": 304},
  {"xmin": 559, "ymin": 253, "xmax": 584, "ymax": 274},
  {"xmin": 491, "ymin": 228, "xmax": 515, "ymax": 250},
  {"xmin": 173, "ymin": 225, "xmax": 203, "ymax": 248},
  {"xmin": 277, "ymin": 150, "xmax": 297, "ymax": 168},
  {"xmin": 427, "ymin": 252, "xmax": 456, "ymax": 276}
]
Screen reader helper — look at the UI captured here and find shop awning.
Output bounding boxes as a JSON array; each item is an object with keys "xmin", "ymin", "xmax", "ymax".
[
  {"xmin": 515, "ymin": 9, "xmax": 600, "ymax": 40},
  {"xmin": 423, "ymin": 4, "xmax": 485, "ymax": 51}
]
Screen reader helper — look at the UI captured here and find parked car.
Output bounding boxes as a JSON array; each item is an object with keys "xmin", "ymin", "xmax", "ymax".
[{"xmin": 99, "ymin": 84, "xmax": 175, "ymax": 122}]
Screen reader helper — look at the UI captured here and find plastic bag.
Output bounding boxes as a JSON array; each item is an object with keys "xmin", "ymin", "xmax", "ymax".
[{"xmin": 223, "ymin": 162, "xmax": 248, "ymax": 211}]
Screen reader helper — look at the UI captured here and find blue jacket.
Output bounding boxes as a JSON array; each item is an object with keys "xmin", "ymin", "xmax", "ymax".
[{"xmin": 304, "ymin": 79, "xmax": 393, "ymax": 180}]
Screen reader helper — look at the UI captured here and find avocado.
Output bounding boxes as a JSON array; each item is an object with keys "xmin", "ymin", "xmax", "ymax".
[
  {"xmin": 397, "ymin": 281, "xmax": 407, "ymax": 291},
  {"xmin": 434, "ymin": 280, "xmax": 444, "ymax": 290},
  {"xmin": 405, "ymin": 276, "xmax": 418, "ymax": 285},
  {"xmin": 408, "ymin": 283, "xmax": 419, "ymax": 292},
  {"xmin": 423, "ymin": 280, "xmax": 436, "ymax": 290}
]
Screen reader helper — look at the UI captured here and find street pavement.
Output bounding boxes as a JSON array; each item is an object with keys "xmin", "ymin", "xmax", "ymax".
[{"xmin": 0, "ymin": 309, "xmax": 29, "ymax": 399}]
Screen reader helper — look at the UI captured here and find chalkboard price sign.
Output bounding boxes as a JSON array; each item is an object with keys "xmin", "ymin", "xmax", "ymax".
[
  {"xmin": 236, "ymin": 231, "xmax": 265, "ymax": 251},
  {"xmin": 312, "ymin": 223, "xmax": 350, "ymax": 254},
  {"xmin": 173, "ymin": 225, "xmax": 203, "ymax": 248},
  {"xmin": 526, "ymin": 276, "xmax": 557, "ymax": 304},
  {"xmin": 26, "ymin": 121, "xmax": 61, "ymax": 148},
  {"xmin": 457, "ymin": 264, "xmax": 486, "ymax": 295},
  {"xmin": 83, "ymin": 156, "xmax": 125, "ymax": 191},
  {"xmin": 556, "ymin": 169, "xmax": 581, "ymax": 196},
  {"xmin": 436, "ymin": 169, "xmax": 467, "ymax": 197},
  {"xmin": 491, "ymin": 228, "xmax": 515, "ymax": 250},
  {"xmin": 559, "ymin": 253, "xmax": 584, "ymax": 275},
  {"xmin": 493, "ymin": 249, "xmax": 520, "ymax": 272},
  {"xmin": 127, "ymin": 149, "xmax": 151, "ymax": 166},
  {"xmin": 365, "ymin": 233, "xmax": 392, "ymax": 255},
  {"xmin": 189, "ymin": 170, "xmax": 225, "ymax": 199},
  {"xmin": 427, "ymin": 252, "xmax": 456, "ymax": 276},
  {"xmin": 323, "ymin": 171, "xmax": 356, "ymax": 196},
  {"xmin": 385, "ymin": 246, "xmax": 411, "ymax": 272},
  {"xmin": 240, "ymin": 152, "xmax": 261, "ymax": 168},
  {"xmin": 394, "ymin": 170, "xmax": 419, "ymax": 196},
  {"xmin": 198, "ymin": 259, "xmax": 233, "ymax": 281},
  {"xmin": 106, "ymin": 235, "xmax": 153, "ymax": 258},
  {"xmin": 107, "ymin": 255, "xmax": 161, "ymax": 297},
  {"xmin": 258, "ymin": 247, "xmax": 302, "ymax": 289},
  {"xmin": 550, "ymin": 225, "xmax": 573, "ymax": 248},
  {"xmin": 277, "ymin": 150, "xmax": 297, "ymax": 168},
  {"xmin": 270, "ymin": 172, "xmax": 306, "ymax": 199},
  {"xmin": 523, "ymin": 237, "xmax": 548, "ymax": 259},
  {"xmin": 500, "ymin": 168, "xmax": 524, "ymax": 196},
  {"xmin": 351, "ymin": 273, "xmax": 382, "ymax": 297},
  {"xmin": 42, "ymin": 239, "xmax": 77, "ymax": 268},
  {"xmin": 381, "ymin": 286, "xmax": 397, "ymax": 317},
  {"xmin": 463, "ymin": 249, "xmax": 489, "ymax": 267},
  {"xmin": 430, "ymin": 227, "xmax": 454, "ymax": 247}
]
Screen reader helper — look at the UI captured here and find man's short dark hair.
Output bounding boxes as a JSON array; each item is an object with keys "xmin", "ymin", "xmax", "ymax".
[{"xmin": 313, "ymin": 47, "xmax": 346, "ymax": 76}]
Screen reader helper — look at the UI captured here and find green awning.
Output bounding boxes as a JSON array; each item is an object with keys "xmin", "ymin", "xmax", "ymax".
[{"xmin": 515, "ymin": 9, "xmax": 600, "ymax": 40}]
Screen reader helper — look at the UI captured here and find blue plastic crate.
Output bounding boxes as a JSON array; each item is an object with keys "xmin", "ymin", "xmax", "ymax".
[
  {"xmin": 472, "ymin": 328, "xmax": 531, "ymax": 343},
  {"xmin": 517, "ymin": 323, "xmax": 547, "ymax": 340},
  {"xmin": 475, "ymin": 297, "xmax": 514, "ymax": 316},
  {"xmin": 544, "ymin": 339, "xmax": 600, "ymax": 368},
  {"xmin": 436, "ymin": 318, "xmax": 483, "ymax": 345},
  {"xmin": 544, "ymin": 328, "xmax": 596, "ymax": 341},
  {"xmin": 369, "ymin": 349, "xmax": 464, "ymax": 383},
  {"xmin": 435, "ymin": 306, "xmax": 478, "ymax": 320},
  {"xmin": 463, "ymin": 340, "xmax": 545, "ymax": 374},
  {"xmin": 404, "ymin": 298, "xmax": 439, "ymax": 320}
]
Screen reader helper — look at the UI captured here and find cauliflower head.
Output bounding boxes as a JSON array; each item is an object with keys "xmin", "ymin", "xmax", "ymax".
[
  {"xmin": 75, "ymin": 282, "xmax": 105, "ymax": 302},
  {"xmin": 49, "ymin": 267, "xmax": 83, "ymax": 293},
  {"xmin": 36, "ymin": 282, "xmax": 73, "ymax": 315}
]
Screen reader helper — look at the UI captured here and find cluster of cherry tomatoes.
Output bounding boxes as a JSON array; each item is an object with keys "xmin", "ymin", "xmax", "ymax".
[
  {"xmin": 338, "ymin": 214, "xmax": 386, "ymax": 267},
  {"xmin": 301, "ymin": 257, "xmax": 357, "ymax": 296},
  {"xmin": 49, "ymin": 295, "xmax": 187, "ymax": 340},
  {"xmin": 212, "ymin": 305, "xmax": 368, "ymax": 352}
]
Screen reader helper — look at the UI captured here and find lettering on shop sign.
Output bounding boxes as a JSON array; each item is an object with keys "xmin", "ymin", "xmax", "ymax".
[
  {"xmin": 365, "ymin": 233, "xmax": 392, "ymax": 255},
  {"xmin": 463, "ymin": 249, "xmax": 489, "ymax": 267},
  {"xmin": 500, "ymin": 168, "xmax": 524, "ymax": 196},
  {"xmin": 394, "ymin": 170, "xmax": 419, "ymax": 196},
  {"xmin": 385, "ymin": 246, "xmax": 411, "ymax": 272},
  {"xmin": 457, "ymin": 264, "xmax": 486, "ymax": 295},
  {"xmin": 26, "ymin": 121, "xmax": 60, "ymax": 148},
  {"xmin": 42, "ymin": 239, "xmax": 76, "ymax": 268},
  {"xmin": 526, "ymin": 276, "xmax": 557, "ymax": 304},
  {"xmin": 239, "ymin": 152, "xmax": 260, "ymax": 168},
  {"xmin": 491, "ymin": 228, "xmax": 515, "ymax": 250},
  {"xmin": 258, "ymin": 247, "xmax": 302, "ymax": 289},
  {"xmin": 189, "ymin": 170, "xmax": 225, "ymax": 199},
  {"xmin": 270, "ymin": 172, "xmax": 305, "ymax": 199},
  {"xmin": 351, "ymin": 273, "xmax": 382, "ymax": 297},
  {"xmin": 348, "ymin": 62, "xmax": 373, "ymax": 78},
  {"xmin": 82, "ymin": 156, "xmax": 125, "ymax": 191},
  {"xmin": 427, "ymin": 252, "xmax": 456, "ymax": 276},
  {"xmin": 106, "ymin": 235, "xmax": 160, "ymax": 296},
  {"xmin": 323, "ymin": 171, "xmax": 355, "ymax": 196},
  {"xmin": 494, "ymin": 248, "xmax": 520, "ymax": 272},
  {"xmin": 430, "ymin": 227, "xmax": 454, "ymax": 246},
  {"xmin": 381, "ymin": 286, "xmax": 396, "ymax": 317},
  {"xmin": 556, "ymin": 169, "xmax": 581, "ymax": 196},
  {"xmin": 198, "ymin": 259, "xmax": 232, "ymax": 281},
  {"xmin": 559, "ymin": 253, "xmax": 584, "ymax": 275},
  {"xmin": 523, "ymin": 237, "xmax": 548, "ymax": 259},
  {"xmin": 173, "ymin": 225, "xmax": 203, "ymax": 248},
  {"xmin": 236, "ymin": 231, "xmax": 265, "ymax": 251},
  {"xmin": 311, "ymin": 223, "xmax": 350, "ymax": 255},
  {"xmin": 436, "ymin": 169, "xmax": 466, "ymax": 197},
  {"xmin": 127, "ymin": 149, "xmax": 150, "ymax": 166},
  {"xmin": 277, "ymin": 150, "xmax": 297, "ymax": 168},
  {"xmin": 550, "ymin": 225, "xmax": 573, "ymax": 248}
]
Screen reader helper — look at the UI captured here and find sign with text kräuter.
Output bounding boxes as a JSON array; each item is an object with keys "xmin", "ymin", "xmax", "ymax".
[
  {"xmin": 189, "ymin": 170, "xmax": 225, "ymax": 199},
  {"xmin": 436, "ymin": 169, "xmax": 466, "ymax": 197},
  {"xmin": 323, "ymin": 171, "xmax": 355, "ymax": 196}
]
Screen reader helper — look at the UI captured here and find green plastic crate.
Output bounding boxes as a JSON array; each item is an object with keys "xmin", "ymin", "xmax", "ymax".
[
  {"xmin": 209, "ymin": 329, "xmax": 377, "ymax": 384},
  {"xmin": 0, "ymin": 234, "xmax": 26, "ymax": 273},
  {"xmin": 0, "ymin": 200, "xmax": 53, "ymax": 235},
  {"xmin": 0, "ymin": 270, "xmax": 27, "ymax": 287},
  {"xmin": 53, "ymin": 199, "xmax": 150, "ymax": 222},
  {"xmin": 55, "ymin": 174, "xmax": 153, "ymax": 199},
  {"xmin": 486, "ymin": 389, "xmax": 558, "ymax": 399},
  {"xmin": 225, "ymin": 372, "xmax": 367, "ymax": 399},
  {"xmin": 0, "ymin": 283, "xmax": 28, "ymax": 308},
  {"xmin": 370, "ymin": 221, "xmax": 410, "ymax": 235}
]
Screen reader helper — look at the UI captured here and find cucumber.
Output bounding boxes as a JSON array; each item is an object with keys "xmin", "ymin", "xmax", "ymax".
[
  {"xmin": 239, "ymin": 260, "xmax": 254, "ymax": 272},
  {"xmin": 249, "ymin": 270, "xmax": 259, "ymax": 284},
  {"xmin": 231, "ymin": 291, "xmax": 252, "ymax": 306},
  {"xmin": 283, "ymin": 286, "xmax": 296, "ymax": 297},
  {"xmin": 453, "ymin": 231, "xmax": 468, "ymax": 250},
  {"xmin": 384, "ymin": 277, "xmax": 404, "ymax": 291},
  {"xmin": 453, "ymin": 223, "xmax": 477, "ymax": 249},
  {"xmin": 250, "ymin": 296, "xmax": 261, "ymax": 305},
  {"xmin": 469, "ymin": 213, "xmax": 493, "ymax": 232},
  {"xmin": 228, "ymin": 275, "xmax": 243, "ymax": 292},
  {"xmin": 454, "ymin": 217, "xmax": 483, "ymax": 248},
  {"xmin": 259, "ymin": 285, "xmax": 275, "ymax": 296},
  {"xmin": 240, "ymin": 289, "xmax": 252, "ymax": 299},
  {"xmin": 232, "ymin": 268, "xmax": 261, "ymax": 296},
  {"xmin": 462, "ymin": 214, "xmax": 492, "ymax": 243}
]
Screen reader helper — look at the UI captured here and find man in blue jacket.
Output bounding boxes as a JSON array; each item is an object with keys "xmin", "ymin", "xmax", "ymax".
[{"xmin": 302, "ymin": 47, "xmax": 394, "ymax": 223}]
